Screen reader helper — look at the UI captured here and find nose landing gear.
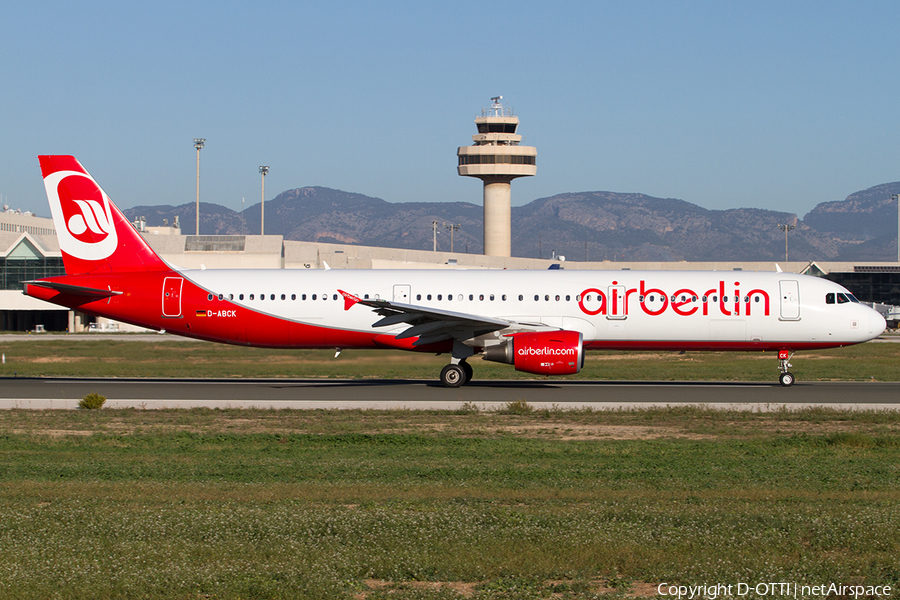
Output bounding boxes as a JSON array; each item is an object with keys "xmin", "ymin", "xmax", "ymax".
[{"xmin": 778, "ymin": 350, "xmax": 795, "ymax": 386}]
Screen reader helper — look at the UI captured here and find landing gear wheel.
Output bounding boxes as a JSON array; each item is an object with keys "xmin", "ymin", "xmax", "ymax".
[
  {"xmin": 440, "ymin": 364, "xmax": 466, "ymax": 388},
  {"xmin": 779, "ymin": 372, "xmax": 795, "ymax": 387},
  {"xmin": 460, "ymin": 361, "xmax": 473, "ymax": 384}
]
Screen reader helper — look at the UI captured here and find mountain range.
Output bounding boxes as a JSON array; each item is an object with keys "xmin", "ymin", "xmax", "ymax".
[{"xmin": 124, "ymin": 183, "xmax": 900, "ymax": 262}]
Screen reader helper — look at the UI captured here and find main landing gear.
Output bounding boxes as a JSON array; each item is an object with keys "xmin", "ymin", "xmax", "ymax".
[
  {"xmin": 440, "ymin": 360, "xmax": 473, "ymax": 387},
  {"xmin": 778, "ymin": 350, "xmax": 795, "ymax": 387},
  {"xmin": 440, "ymin": 341, "xmax": 475, "ymax": 388}
]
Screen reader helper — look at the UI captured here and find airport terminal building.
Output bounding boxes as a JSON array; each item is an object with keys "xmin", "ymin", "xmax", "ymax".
[{"xmin": 2, "ymin": 209, "xmax": 898, "ymax": 332}]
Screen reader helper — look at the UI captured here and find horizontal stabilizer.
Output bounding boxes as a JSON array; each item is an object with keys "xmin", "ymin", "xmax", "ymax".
[{"xmin": 25, "ymin": 280, "xmax": 122, "ymax": 299}]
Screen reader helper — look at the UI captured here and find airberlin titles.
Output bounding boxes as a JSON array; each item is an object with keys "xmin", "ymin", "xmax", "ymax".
[{"xmin": 578, "ymin": 280, "xmax": 771, "ymax": 318}]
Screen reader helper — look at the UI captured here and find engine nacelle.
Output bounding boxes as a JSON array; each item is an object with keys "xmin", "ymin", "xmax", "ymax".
[{"xmin": 482, "ymin": 330, "xmax": 584, "ymax": 376}]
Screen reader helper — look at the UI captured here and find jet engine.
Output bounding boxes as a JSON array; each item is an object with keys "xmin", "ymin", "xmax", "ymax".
[{"xmin": 482, "ymin": 330, "xmax": 584, "ymax": 375}]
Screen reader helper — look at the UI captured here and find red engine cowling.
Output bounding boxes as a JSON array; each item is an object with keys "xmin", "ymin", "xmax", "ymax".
[{"xmin": 482, "ymin": 330, "xmax": 584, "ymax": 376}]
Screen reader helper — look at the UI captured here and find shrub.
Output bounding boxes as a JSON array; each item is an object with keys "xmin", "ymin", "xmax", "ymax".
[
  {"xmin": 501, "ymin": 399, "xmax": 533, "ymax": 415},
  {"xmin": 78, "ymin": 393, "xmax": 106, "ymax": 410}
]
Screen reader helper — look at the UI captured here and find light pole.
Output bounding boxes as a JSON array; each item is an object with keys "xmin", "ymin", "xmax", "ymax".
[
  {"xmin": 432, "ymin": 221, "xmax": 438, "ymax": 252},
  {"xmin": 193, "ymin": 138, "xmax": 205, "ymax": 235},
  {"xmin": 259, "ymin": 166, "xmax": 269, "ymax": 235},
  {"xmin": 444, "ymin": 223, "xmax": 460, "ymax": 253},
  {"xmin": 893, "ymin": 193, "xmax": 899, "ymax": 263},
  {"xmin": 777, "ymin": 223, "xmax": 795, "ymax": 262}
]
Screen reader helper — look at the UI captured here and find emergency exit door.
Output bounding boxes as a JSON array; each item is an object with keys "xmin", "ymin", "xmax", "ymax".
[
  {"xmin": 779, "ymin": 280, "xmax": 800, "ymax": 321},
  {"xmin": 393, "ymin": 284, "xmax": 411, "ymax": 303},
  {"xmin": 162, "ymin": 277, "xmax": 183, "ymax": 317}
]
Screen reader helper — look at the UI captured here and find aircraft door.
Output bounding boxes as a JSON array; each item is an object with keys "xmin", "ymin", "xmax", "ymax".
[
  {"xmin": 779, "ymin": 280, "xmax": 800, "ymax": 321},
  {"xmin": 607, "ymin": 285, "xmax": 627, "ymax": 320},
  {"xmin": 393, "ymin": 284, "xmax": 411, "ymax": 303},
  {"xmin": 162, "ymin": 277, "xmax": 183, "ymax": 318}
]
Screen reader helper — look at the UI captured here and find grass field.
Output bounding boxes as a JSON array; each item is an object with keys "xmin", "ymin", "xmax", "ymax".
[
  {"xmin": 1, "ymin": 406, "xmax": 900, "ymax": 599},
  {"xmin": 0, "ymin": 337, "xmax": 899, "ymax": 381}
]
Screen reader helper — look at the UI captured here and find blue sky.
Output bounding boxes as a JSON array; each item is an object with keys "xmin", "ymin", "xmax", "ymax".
[{"xmin": 2, "ymin": 1, "xmax": 898, "ymax": 219}]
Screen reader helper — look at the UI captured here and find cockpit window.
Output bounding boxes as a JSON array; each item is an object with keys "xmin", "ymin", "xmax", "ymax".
[{"xmin": 828, "ymin": 292, "xmax": 860, "ymax": 305}]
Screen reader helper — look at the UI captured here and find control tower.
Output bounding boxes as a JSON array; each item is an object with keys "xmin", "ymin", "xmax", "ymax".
[{"xmin": 457, "ymin": 96, "xmax": 536, "ymax": 257}]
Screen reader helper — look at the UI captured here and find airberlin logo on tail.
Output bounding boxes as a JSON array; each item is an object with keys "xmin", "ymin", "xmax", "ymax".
[{"xmin": 44, "ymin": 170, "xmax": 118, "ymax": 261}]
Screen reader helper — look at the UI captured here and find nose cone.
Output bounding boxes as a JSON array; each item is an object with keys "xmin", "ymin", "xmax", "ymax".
[{"xmin": 870, "ymin": 309, "xmax": 887, "ymax": 338}]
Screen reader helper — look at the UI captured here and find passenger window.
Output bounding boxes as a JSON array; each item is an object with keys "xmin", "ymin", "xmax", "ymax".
[
  {"xmin": 437, "ymin": 294, "xmax": 442, "ymax": 301},
  {"xmin": 545, "ymin": 295, "xmax": 550, "ymax": 301},
  {"xmin": 701, "ymin": 296, "xmax": 707, "ymax": 302},
  {"xmin": 458, "ymin": 294, "xmax": 463, "ymax": 301},
  {"xmin": 469, "ymin": 294, "xmax": 473, "ymax": 301},
  {"xmin": 534, "ymin": 295, "xmax": 539, "ymax": 301},
  {"xmin": 271, "ymin": 294, "xmax": 276, "ymax": 301},
  {"xmin": 250, "ymin": 294, "xmax": 255, "ymax": 300},
  {"xmin": 239, "ymin": 294, "xmax": 244, "ymax": 301},
  {"xmin": 302, "ymin": 294, "xmax": 307, "ymax": 300},
  {"xmin": 333, "ymin": 294, "xmax": 338, "ymax": 301},
  {"xmin": 565, "ymin": 295, "xmax": 570, "ymax": 301},
  {"xmin": 416, "ymin": 294, "xmax": 421, "ymax": 301},
  {"xmin": 490, "ymin": 294, "xmax": 495, "ymax": 301},
  {"xmin": 312, "ymin": 294, "xmax": 317, "ymax": 300},
  {"xmin": 281, "ymin": 294, "xmax": 286, "ymax": 300},
  {"xmin": 479, "ymin": 294, "xmax": 484, "ymax": 301},
  {"xmin": 207, "ymin": 294, "xmax": 213, "ymax": 301},
  {"xmin": 518, "ymin": 294, "xmax": 523, "ymax": 301},
  {"xmin": 291, "ymin": 294, "xmax": 296, "ymax": 300},
  {"xmin": 501, "ymin": 295, "xmax": 506, "ymax": 301},
  {"xmin": 260, "ymin": 294, "xmax": 265, "ymax": 301},
  {"xmin": 448, "ymin": 294, "xmax": 453, "ymax": 301}
]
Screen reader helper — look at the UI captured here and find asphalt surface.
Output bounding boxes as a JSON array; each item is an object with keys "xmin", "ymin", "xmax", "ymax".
[{"xmin": 1, "ymin": 377, "xmax": 898, "ymax": 410}]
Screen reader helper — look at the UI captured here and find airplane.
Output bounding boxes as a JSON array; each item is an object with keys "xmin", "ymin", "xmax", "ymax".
[{"xmin": 24, "ymin": 156, "xmax": 887, "ymax": 387}]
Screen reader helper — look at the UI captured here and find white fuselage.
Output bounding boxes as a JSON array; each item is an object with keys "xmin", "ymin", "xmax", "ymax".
[{"xmin": 183, "ymin": 268, "xmax": 884, "ymax": 350}]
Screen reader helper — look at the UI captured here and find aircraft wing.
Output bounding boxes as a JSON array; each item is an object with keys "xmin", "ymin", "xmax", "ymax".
[{"xmin": 339, "ymin": 289, "xmax": 512, "ymax": 346}]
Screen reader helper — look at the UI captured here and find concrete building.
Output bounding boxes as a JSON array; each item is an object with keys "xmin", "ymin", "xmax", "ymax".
[
  {"xmin": 458, "ymin": 96, "xmax": 536, "ymax": 257},
  {"xmin": 0, "ymin": 210, "xmax": 66, "ymax": 332}
]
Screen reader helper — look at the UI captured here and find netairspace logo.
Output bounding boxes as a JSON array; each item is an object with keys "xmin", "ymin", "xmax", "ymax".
[{"xmin": 657, "ymin": 582, "xmax": 893, "ymax": 599}]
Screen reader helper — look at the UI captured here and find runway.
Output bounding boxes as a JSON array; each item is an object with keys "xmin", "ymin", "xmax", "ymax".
[{"xmin": 1, "ymin": 377, "xmax": 898, "ymax": 410}]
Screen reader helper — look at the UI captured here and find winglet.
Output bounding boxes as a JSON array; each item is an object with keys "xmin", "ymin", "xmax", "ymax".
[
  {"xmin": 338, "ymin": 289, "xmax": 361, "ymax": 311},
  {"xmin": 775, "ymin": 263, "xmax": 783, "ymax": 273}
]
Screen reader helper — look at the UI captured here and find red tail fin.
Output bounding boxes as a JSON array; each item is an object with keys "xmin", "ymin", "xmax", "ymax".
[{"xmin": 39, "ymin": 156, "xmax": 169, "ymax": 275}]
